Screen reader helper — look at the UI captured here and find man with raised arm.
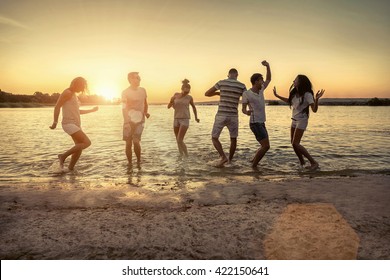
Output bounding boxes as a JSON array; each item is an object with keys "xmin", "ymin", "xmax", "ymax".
[{"xmin": 242, "ymin": 60, "xmax": 272, "ymax": 168}]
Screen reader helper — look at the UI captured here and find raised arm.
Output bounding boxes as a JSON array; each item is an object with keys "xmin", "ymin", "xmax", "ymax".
[
  {"xmin": 189, "ymin": 97, "xmax": 200, "ymax": 122},
  {"xmin": 205, "ymin": 86, "xmax": 220, "ymax": 97},
  {"xmin": 168, "ymin": 93, "xmax": 178, "ymax": 109},
  {"xmin": 311, "ymin": 89, "xmax": 325, "ymax": 113},
  {"xmin": 273, "ymin": 87, "xmax": 289, "ymax": 103},
  {"xmin": 261, "ymin": 60, "xmax": 271, "ymax": 89}
]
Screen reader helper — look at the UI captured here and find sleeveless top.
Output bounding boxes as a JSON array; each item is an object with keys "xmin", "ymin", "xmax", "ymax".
[
  {"xmin": 174, "ymin": 94, "xmax": 192, "ymax": 119},
  {"xmin": 62, "ymin": 90, "xmax": 81, "ymax": 126}
]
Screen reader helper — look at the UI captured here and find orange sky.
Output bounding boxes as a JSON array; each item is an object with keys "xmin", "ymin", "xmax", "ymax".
[{"xmin": 0, "ymin": 0, "xmax": 389, "ymax": 103}]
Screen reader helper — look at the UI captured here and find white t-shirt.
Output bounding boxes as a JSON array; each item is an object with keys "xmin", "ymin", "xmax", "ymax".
[
  {"xmin": 291, "ymin": 92, "xmax": 314, "ymax": 120},
  {"xmin": 242, "ymin": 88, "xmax": 266, "ymax": 123},
  {"xmin": 122, "ymin": 86, "xmax": 147, "ymax": 123}
]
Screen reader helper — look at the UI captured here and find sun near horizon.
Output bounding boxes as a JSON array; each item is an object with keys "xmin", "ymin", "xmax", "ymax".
[{"xmin": 1, "ymin": 0, "xmax": 389, "ymax": 103}]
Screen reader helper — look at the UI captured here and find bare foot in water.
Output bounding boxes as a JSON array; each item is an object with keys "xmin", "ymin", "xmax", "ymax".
[
  {"xmin": 306, "ymin": 162, "xmax": 319, "ymax": 171},
  {"xmin": 58, "ymin": 154, "xmax": 65, "ymax": 168},
  {"xmin": 214, "ymin": 157, "xmax": 228, "ymax": 168}
]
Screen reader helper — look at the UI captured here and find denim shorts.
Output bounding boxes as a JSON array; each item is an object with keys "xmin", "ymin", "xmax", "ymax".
[{"xmin": 250, "ymin": 122, "xmax": 268, "ymax": 142}]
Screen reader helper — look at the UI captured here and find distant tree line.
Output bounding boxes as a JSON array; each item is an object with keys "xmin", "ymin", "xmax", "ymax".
[
  {"xmin": 367, "ymin": 97, "xmax": 390, "ymax": 106},
  {"xmin": 0, "ymin": 90, "xmax": 114, "ymax": 105}
]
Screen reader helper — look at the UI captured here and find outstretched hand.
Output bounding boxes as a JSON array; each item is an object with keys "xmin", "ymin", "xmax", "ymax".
[
  {"xmin": 316, "ymin": 89, "xmax": 325, "ymax": 100},
  {"xmin": 92, "ymin": 106, "xmax": 99, "ymax": 112},
  {"xmin": 261, "ymin": 60, "xmax": 269, "ymax": 67},
  {"xmin": 273, "ymin": 86, "xmax": 278, "ymax": 97}
]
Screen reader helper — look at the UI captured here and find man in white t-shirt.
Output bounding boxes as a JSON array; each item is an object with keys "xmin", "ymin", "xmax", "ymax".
[
  {"xmin": 242, "ymin": 60, "xmax": 271, "ymax": 168},
  {"xmin": 122, "ymin": 72, "xmax": 150, "ymax": 165}
]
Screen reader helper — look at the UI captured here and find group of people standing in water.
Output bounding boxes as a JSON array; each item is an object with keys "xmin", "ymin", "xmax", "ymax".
[{"xmin": 50, "ymin": 60, "xmax": 325, "ymax": 172}]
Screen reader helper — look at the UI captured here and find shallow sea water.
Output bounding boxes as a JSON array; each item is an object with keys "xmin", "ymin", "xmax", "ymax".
[{"xmin": 0, "ymin": 105, "xmax": 389, "ymax": 189}]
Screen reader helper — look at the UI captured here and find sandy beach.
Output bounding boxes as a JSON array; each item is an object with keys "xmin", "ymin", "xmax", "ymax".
[{"xmin": 0, "ymin": 175, "xmax": 389, "ymax": 260}]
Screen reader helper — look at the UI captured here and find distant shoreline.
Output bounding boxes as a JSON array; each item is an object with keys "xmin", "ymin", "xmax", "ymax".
[{"xmin": 1, "ymin": 98, "xmax": 389, "ymax": 108}]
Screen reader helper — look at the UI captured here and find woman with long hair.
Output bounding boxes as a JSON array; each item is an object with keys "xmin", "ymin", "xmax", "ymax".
[
  {"xmin": 168, "ymin": 79, "xmax": 200, "ymax": 157},
  {"xmin": 50, "ymin": 77, "xmax": 98, "ymax": 171},
  {"xmin": 273, "ymin": 75, "xmax": 324, "ymax": 170}
]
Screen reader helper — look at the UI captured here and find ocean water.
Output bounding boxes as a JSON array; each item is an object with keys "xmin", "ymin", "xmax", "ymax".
[{"xmin": 0, "ymin": 105, "xmax": 389, "ymax": 188}]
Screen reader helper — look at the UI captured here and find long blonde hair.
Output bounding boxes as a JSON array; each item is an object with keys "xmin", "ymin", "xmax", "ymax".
[{"xmin": 69, "ymin": 77, "xmax": 88, "ymax": 93}]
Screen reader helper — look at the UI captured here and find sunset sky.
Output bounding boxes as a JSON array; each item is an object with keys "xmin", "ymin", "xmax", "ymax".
[{"xmin": 0, "ymin": 0, "xmax": 389, "ymax": 103}]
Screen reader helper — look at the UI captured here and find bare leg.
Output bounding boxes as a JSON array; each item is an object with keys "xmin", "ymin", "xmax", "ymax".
[
  {"xmin": 177, "ymin": 125, "xmax": 189, "ymax": 157},
  {"xmin": 133, "ymin": 139, "xmax": 141, "ymax": 164},
  {"xmin": 212, "ymin": 137, "xmax": 228, "ymax": 167},
  {"xmin": 126, "ymin": 140, "xmax": 133, "ymax": 163},
  {"xmin": 291, "ymin": 127, "xmax": 305, "ymax": 166},
  {"xmin": 228, "ymin": 137, "xmax": 237, "ymax": 162},
  {"xmin": 59, "ymin": 130, "xmax": 91, "ymax": 170},
  {"xmin": 68, "ymin": 151, "xmax": 82, "ymax": 171},
  {"xmin": 252, "ymin": 138, "xmax": 270, "ymax": 168},
  {"xmin": 58, "ymin": 154, "xmax": 65, "ymax": 168},
  {"xmin": 292, "ymin": 128, "xmax": 318, "ymax": 169},
  {"xmin": 173, "ymin": 126, "xmax": 182, "ymax": 156}
]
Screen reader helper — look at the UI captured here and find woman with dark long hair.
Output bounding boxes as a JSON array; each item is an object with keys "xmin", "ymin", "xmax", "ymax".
[{"xmin": 273, "ymin": 75, "xmax": 324, "ymax": 170}]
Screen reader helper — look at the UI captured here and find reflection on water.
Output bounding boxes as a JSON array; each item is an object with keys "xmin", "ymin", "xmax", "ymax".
[{"xmin": 0, "ymin": 105, "xmax": 389, "ymax": 189}]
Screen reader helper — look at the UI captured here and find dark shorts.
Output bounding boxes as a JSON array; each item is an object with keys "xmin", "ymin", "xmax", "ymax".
[{"xmin": 250, "ymin": 122, "xmax": 268, "ymax": 142}]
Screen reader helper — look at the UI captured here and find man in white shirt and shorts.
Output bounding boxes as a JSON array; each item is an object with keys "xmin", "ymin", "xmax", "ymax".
[
  {"xmin": 242, "ymin": 60, "xmax": 271, "ymax": 168},
  {"xmin": 122, "ymin": 72, "xmax": 150, "ymax": 165}
]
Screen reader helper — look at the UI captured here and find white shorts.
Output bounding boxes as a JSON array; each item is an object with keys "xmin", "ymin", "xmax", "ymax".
[
  {"xmin": 174, "ymin": 119, "xmax": 189, "ymax": 128},
  {"xmin": 62, "ymin": 123, "xmax": 81, "ymax": 135},
  {"xmin": 211, "ymin": 115, "xmax": 239, "ymax": 138},
  {"xmin": 123, "ymin": 122, "xmax": 145, "ymax": 142},
  {"xmin": 291, "ymin": 118, "xmax": 309, "ymax": 130}
]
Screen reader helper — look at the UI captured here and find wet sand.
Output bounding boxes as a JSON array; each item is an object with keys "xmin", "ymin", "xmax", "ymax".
[{"xmin": 0, "ymin": 175, "xmax": 389, "ymax": 259}]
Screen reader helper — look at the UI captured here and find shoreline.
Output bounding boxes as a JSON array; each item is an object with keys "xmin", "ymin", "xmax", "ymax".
[{"xmin": 0, "ymin": 174, "xmax": 389, "ymax": 260}]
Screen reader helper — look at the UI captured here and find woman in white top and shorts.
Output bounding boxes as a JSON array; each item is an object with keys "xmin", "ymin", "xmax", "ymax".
[
  {"xmin": 50, "ymin": 77, "xmax": 98, "ymax": 171},
  {"xmin": 273, "ymin": 75, "xmax": 325, "ymax": 170},
  {"xmin": 168, "ymin": 79, "xmax": 200, "ymax": 157}
]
